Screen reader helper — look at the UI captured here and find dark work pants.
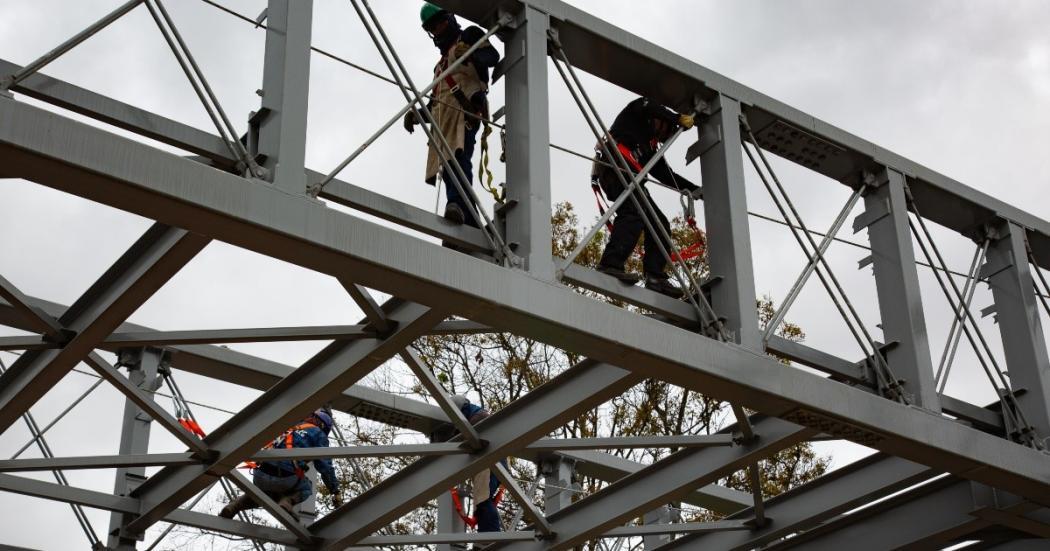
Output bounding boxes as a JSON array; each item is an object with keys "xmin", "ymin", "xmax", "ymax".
[
  {"xmin": 442, "ymin": 121, "xmax": 481, "ymax": 228},
  {"xmin": 597, "ymin": 167, "xmax": 674, "ymax": 276},
  {"xmin": 474, "ymin": 471, "xmax": 502, "ymax": 532}
]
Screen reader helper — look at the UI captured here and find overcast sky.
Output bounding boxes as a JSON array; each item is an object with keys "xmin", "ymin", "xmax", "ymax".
[{"xmin": 1, "ymin": 0, "xmax": 1048, "ymax": 549}]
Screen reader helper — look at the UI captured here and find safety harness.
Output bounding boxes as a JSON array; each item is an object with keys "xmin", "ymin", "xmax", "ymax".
[
  {"xmin": 591, "ymin": 141, "xmax": 707, "ymax": 262},
  {"xmin": 240, "ymin": 422, "xmax": 318, "ymax": 479},
  {"xmin": 437, "ymin": 45, "xmax": 504, "ymax": 204},
  {"xmin": 448, "ymin": 484, "xmax": 505, "ymax": 529}
]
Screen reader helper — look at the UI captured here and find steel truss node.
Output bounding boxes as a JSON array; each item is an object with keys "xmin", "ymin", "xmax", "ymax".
[{"xmin": 0, "ymin": 0, "xmax": 1048, "ymax": 549}]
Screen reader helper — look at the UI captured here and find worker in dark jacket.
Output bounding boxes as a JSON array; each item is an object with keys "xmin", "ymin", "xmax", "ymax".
[
  {"xmin": 220, "ymin": 407, "xmax": 342, "ymax": 518},
  {"xmin": 595, "ymin": 97, "xmax": 701, "ymax": 298},
  {"xmin": 451, "ymin": 394, "xmax": 504, "ymax": 532},
  {"xmin": 404, "ymin": 2, "xmax": 500, "ymax": 228}
]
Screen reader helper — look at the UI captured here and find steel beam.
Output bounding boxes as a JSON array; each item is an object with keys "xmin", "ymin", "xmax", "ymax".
[
  {"xmin": 487, "ymin": 417, "xmax": 813, "ymax": 551},
  {"xmin": 0, "ymin": 473, "xmax": 301, "ymax": 547},
  {"xmin": 5, "ymin": 100, "xmax": 1049, "ymax": 506},
  {"xmin": 256, "ymin": 0, "xmax": 313, "ymax": 193},
  {"xmin": 859, "ymin": 169, "xmax": 938, "ymax": 409},
  {"xmin": 502, "ymin": 2, "xmax": 554, "ymax": 278},
  {"xmin": 699, "ymin": 95, "xmax": 761, "ymax": 348},
  {"xmin": 0, "ymin": 335, "xmax": 50, "ymax": 351},
  {"xmin": 308, "ymin": 359, "xmax": 643, "ymax": 548},
  {"xmin": 659, "ymin": 453, "xmax": 938, "ymax": 550},
  {"xmin": 107, "ymin": 348, "xmax": 164, "ymax": 550},
  {"xmin": 104, "ymin": 324, "xmax": 374, "ymax": 346},
  {"xmin": 0, "ymin": 223, "xmax": 207, "ymax": 434},
  {"xmin": 0, "ymin": 274, "xmax": 63, "ymax": 338},
  {"xmin": 124, "ymin": 301, "xmax": 445, "ymax": 534},
  {"xmin": 983, "ymin": 220, "xmax": 1050, "ymax": 437},
  {"xmin": 0, "ymin": 453, "xmax": 198, "ymax": 472}
]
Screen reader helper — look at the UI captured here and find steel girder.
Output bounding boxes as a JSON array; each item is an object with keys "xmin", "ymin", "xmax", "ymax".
[
  {"xmin": 0, "ymin": 223, "xmax": 208, "ymax": 433},
  {"xmin": 2, "ymin": 99, "xmax": 1048, "ymax": 512},
  {"xmin": 486, "ymin": 417, "xmax": 814, "ymax": 551},
  {"xmin": 761, "ymin": 477, "xmax": 1050, "ymax": 551},
  {"xmin": 308, "ymin": 359, "xmax": 643, "ymax": 548},
  {"xmin": 0, "ymin": 293, "xmax": 754, "ymax": 514},
  {"xmin": 123, "ymin": 300, "xmax": 446, "ymax": 534}
]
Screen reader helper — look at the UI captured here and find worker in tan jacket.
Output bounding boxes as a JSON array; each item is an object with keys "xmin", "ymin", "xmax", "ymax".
[{"xmin": 404, "ymin": 2, "xmax": 500, "ymax": 228}]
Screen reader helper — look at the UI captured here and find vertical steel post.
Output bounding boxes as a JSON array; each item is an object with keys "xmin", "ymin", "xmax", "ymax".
[
  {"xmin": 699, "ymin": 95, "xmax": 760, "ymax": 348},
  {"xmin": 859, "ymin": 168, "xmax": 939, "ymax": 410},
  {"xmin": 256, "ymin": 0, "xmax": 313, "ymax": 193},
  {"xmin": 541, "ymin": 455, "xmax": 575, "ymax": 515},
  {"xmin": 502, "ymin": 5, "xmax": 554, "ymax": 277},
  {"xmin": 107, "ymin": 348, "xmax": 164, "ymax": 549},
  {"xmin": 984, "ymin": 220, "xmax": 1050, "ymax": 436},
  {"xmin": 431, "ymin": 428, "xmax": 466, "ymax": 551},
  {"xmin": 643, "ymin": 505, "xmax": 676, "ymax": 549}
]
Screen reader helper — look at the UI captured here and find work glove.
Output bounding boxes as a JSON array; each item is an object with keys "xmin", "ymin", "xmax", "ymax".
[
  {"xmin": 678, "ymin": 113, "xmax": 695, "ymax": 130},
  {"xmin": 452, "ymin": 40, "xmax": 471, "ymax": 60},
  {"xmin": 403, "ymin": 110, "xmax": 418, "ymax": 134}
]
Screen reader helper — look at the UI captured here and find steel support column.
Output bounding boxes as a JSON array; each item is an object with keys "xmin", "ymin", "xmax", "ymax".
[
  {"xmin": 502, "ymin": 3, "xmax": 553, "ymax": 277},
  {"xmin": 859, "ymin": 168, "xmax": 939, "ymax": 409},
  {"xmin": 106, "ymin": 348, "xmax": 164, "ymax": 550},
  {"xmin": 256, "ymin": 0, "xmax": 313, "ymax": 193},
  {"xmin": 541, "ymin": 455, "xmax": 575, "ymax": 515},
  {"xmin": 984, "ymin": 220, "xmax": 1050, "ymax": 437},
  {"xmin": 699, "ymin": 95, "xmax": 760, "ymax": 348}
]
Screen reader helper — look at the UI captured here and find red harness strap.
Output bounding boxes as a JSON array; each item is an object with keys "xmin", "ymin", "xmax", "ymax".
[
  {"xmin": 670, "ymin": 216, "xmax": 706, "ymax": 262},
  {"xmin": 240, "ymin": 422, "xmax": 318, "ymax": 476},
  {"xmin": 448, "ymin": 485, "xmax": 505, "ymax": 529}
]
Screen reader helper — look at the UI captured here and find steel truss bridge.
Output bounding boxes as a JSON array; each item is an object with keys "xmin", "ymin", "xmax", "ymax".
[{"xmin": 0, "ymin": 0, "xmax": 1049, "ymax": 549}]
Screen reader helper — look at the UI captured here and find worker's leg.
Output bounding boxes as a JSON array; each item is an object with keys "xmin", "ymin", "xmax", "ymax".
[
  {"xmin": 598, "ymin": 199, "xmax": 644, "ymax": 272},
  {"xmin": 641, "ymin": 192, "xmax": 674, "ymax": 277},
  {"xmin": 443, "ymin": 122, "xmax": 481, "ymax": 228},
  {"xmin": 219, "ymin": 492, "xmax": 258, "ymax": 518},
  {"xmin": 474, "ymin": 498, "xmax": 501, "ymax": 532}
]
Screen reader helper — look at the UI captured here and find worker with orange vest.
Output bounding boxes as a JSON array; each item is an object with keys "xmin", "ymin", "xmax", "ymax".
[
  {"xmin": 594, "ymin": 97, "xmax": 702, "ymax": 298},
  {"xmin": 220, "ymin": 407, "xmax": 342, "ymax": 519},
  {"xmin": 404, "ymin": 2, "xmax": 500, "ymax": 229}
]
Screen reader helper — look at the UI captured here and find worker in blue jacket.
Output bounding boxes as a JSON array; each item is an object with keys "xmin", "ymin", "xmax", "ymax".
[
  {"xmin": 451, "ymin": 394, "xmax": 504, "ymax": 532},
  {"xmin": 220, "ymin": 407, "xmax": 342, "ymax": 518}
]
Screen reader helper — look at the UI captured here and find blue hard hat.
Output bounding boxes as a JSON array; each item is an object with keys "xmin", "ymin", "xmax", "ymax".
[{"xmin": 313, "ymin": 408, "xmax": 334, "ymax": 434}]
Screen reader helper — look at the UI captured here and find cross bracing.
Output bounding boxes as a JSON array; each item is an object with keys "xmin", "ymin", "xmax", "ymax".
[{"xmin": 0, "ymin": 0, "xmax": 1048, "ymax": 549}]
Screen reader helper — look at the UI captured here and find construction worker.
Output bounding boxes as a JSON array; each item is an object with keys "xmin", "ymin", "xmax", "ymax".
[
  {"xmin": 220, "ymin": 407, "xmax": 342, "ymax": 519},
  {"xmin": 451, "ymin": 394, "xmax": 503, "ymax": 532},
  {"xmin": 594, "ymin": 97, "xmax": 702, "ymax": 298},
  {"xmin": 404, "ymin": 2, "xmax": 500, "ymax": 228}
]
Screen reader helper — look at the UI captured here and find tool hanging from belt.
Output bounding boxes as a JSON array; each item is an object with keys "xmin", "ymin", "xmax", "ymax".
[{"xmin": 438, "ymin": 56, "xmax": 504, "ymax": 204}]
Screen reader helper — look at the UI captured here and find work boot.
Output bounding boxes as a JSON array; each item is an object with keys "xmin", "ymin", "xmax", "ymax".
[
  {"xmin": 219, "ymin": 494, "xmax": 255, "ymax": 519},
  {"xmin": 444, "ymin": 203, "xmax": 465, "ymax": 225},
  {"xmin": 597, "ymin": 264, "xmax": 641, "ymax": 284},
  {"xmin": 645, "ymin": 273, "xmax": 684, "ymax": 298},
  {"xmin": 277, "ymin": 495, "xmax": 298, "ymax": 518}
]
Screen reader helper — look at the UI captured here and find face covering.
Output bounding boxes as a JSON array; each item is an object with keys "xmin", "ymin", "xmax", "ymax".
[{"xmin": 431, "ymin": 15, "xmax": 462, "ymax": 52}]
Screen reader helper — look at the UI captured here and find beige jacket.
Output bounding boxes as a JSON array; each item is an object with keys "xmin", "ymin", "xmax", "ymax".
[{"xmin": 424, "ymin": 42, "xmax": 489, "ymax": 182}]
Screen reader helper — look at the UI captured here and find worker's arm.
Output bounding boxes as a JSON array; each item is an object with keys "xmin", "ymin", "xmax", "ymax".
[
  {"xmin": 649, "ymin": 156, "xmax": 699, "ymax": 194},
  {"xmin": 308, "ymin": 431, "xmax": 340, "ymax": 494},
  {"xmin": 460, "ymin": 26, "xmax": 500, "ymax": 68}
]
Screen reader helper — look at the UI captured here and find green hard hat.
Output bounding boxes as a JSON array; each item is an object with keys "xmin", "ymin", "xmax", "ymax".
[{"xmin": 420, "ymin": 2, "xmax": 445, "ymax": 25}]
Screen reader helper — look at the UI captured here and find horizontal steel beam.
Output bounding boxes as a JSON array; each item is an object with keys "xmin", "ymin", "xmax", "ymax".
[
  {"xmin": 0, "ymin": 335, "xmax": 50, "ymax": 351},
  {"xmin": 0, "ymin": 472, "xmax": 300, "ymax": 546},
  {"xmin": 0, "ymin": 295, "xmax": 751, "ymax": 515},
  {"xmin": 4, "ymin": 99, "xmax": 1047, "ymax": 508},
  {"xmin": 767, "ymin": 336, "xmax": 1006, "ymax": 432},
  {"xmin": 490, "ymin": 417, "xmax": 814, "ymax": 551},
  {"xmin": 660, "ymin": 453, "xmax": 939, "ymax": 550},
  {"xmin": 0, "ymin": 453, "xmax": 198, "ymax": 472}
]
